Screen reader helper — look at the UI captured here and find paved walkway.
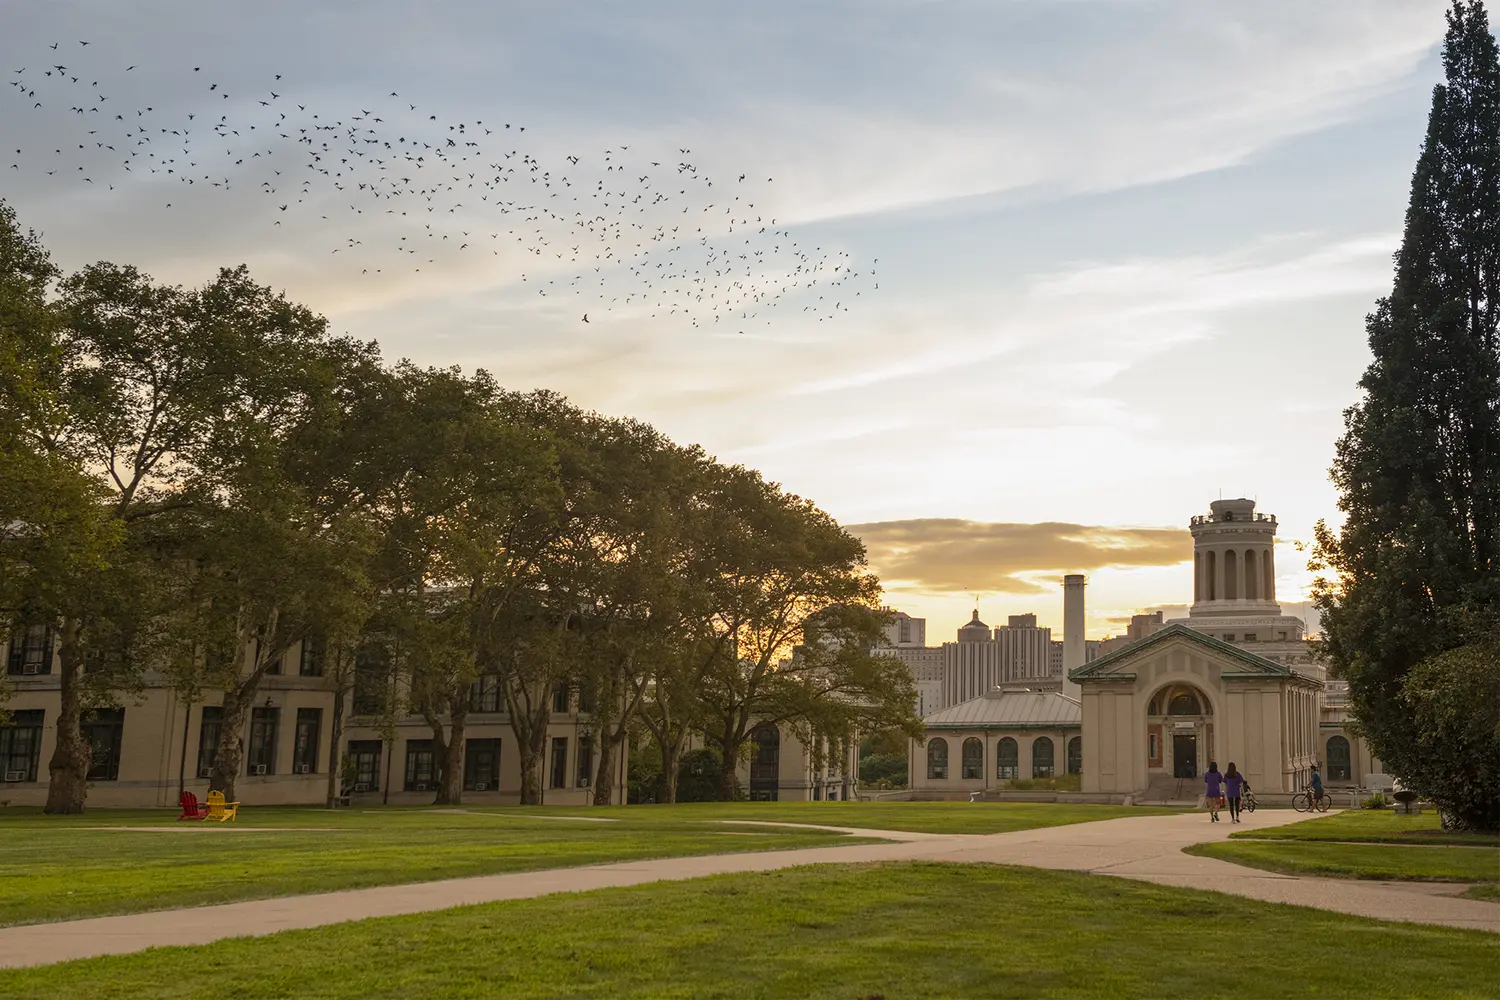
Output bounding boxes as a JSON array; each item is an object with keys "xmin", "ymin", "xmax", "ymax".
[{"xmin": 1, "ymin": 810, "xmax": 1495, "ymax": 969}]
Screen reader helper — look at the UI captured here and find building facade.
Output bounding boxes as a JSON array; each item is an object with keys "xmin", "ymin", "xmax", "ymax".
[
  {"xmin": 910, "ymin": 498, "xmax": 1383, "ymax": 800},
  {"xmin": 0, "ymin": 634, "xmax": 608, "ymax": 808}
]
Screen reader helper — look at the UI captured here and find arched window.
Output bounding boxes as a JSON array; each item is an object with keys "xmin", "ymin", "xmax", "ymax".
[
  {"xmin": 1032, "ymin": 737, "xmax": 1054, "ymax": 778},
  {"xmin": 1207, "ymin": 550, "xmax": 1217, "ymax": 600},
  {"xmin": 1147, "ymin": 696, "xmax": 1161, "ymax": 716},
  {"xmin": 926, "ymin": 738, "xmax": 948, "ymax": 780},
  {"xmin": 1168, "ymin": 691, "xmax": 1202, "ymax": 716},
  {"xmin": 996, "ymin": 737, "xmax": 1018, "ymax": 779},
  {"xmin": 1243, "ymin": 550, "xmax": 1258, "ymax": 600},
  {"xmin": 961, "ymin": 738, "xmax": 983, "ymax": 779},
  {"xmin": 1224, "ymin": 549, "xmax": 1238, "ymax": 600},
  {"xmin": 1326, "ymin": 735, "xmax": 1352, "ymax": 782},
  {"xmin": 1067, "ymin": 736, "xmax": 1082, "ymax": 775}
]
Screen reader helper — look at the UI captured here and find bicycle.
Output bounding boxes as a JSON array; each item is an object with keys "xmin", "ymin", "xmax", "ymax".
[
  {"xmin": 1242, "ymin": 788, "xmax": 1257, "ymax": 813},
  {"xmin": 1292, "ymin": 789, "xmax": 1329, "ymax": 813}
]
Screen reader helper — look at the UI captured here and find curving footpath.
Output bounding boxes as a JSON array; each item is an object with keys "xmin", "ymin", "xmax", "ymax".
[{"xmin": 0, "ymin": 809, "xmax": 1494, "ymax": 970}]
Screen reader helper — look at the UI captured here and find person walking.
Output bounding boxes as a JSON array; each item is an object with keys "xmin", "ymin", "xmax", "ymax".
[
  {"xmin": 1224, "ymin": 762, "xmax": 1246, "ymax": 823},
  {"xmin": 1203, "ymin": 761, "xmax": 1225, "ymax": 822}
]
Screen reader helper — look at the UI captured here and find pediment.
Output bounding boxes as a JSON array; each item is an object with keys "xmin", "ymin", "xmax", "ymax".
[{"xmin": 1069, "ymin": 623, "xmax": 1290, "ymax": 682}]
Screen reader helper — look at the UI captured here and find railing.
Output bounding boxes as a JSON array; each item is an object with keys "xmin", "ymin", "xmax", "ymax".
[{"xmin": 1190, "ymin": 512, "xmax": 1277, "ymax": 526}]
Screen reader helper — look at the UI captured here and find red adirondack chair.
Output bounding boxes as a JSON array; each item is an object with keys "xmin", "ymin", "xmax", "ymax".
[{"xmin": 177, "ymin": 790, "xmax": 208, "ymax": 821}]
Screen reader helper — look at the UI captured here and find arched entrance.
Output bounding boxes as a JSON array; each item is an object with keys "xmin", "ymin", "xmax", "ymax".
[
  {"xmin": 1145, "ymin": 683, "xmax": 1214, "ymax": 782},
  {"xmin": 748, "ymin": 724, "xmax": 780, "ymax": 801}
]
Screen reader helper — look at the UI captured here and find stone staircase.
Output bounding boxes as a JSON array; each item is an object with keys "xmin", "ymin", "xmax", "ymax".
[{"xmin": 1143, "ymin": 774, "xmax": 1198, "ymax": 805}]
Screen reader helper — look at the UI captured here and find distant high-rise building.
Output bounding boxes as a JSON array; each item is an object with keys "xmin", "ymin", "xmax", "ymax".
[
  {"xmin": 942, "ymin": 608, "xmax": 1058, "ymax": 706},
  {"xmin": 882, "ymin": 610, "xmax": 926, "ymax": 648},
  {"xmin": 876, "ymin": 609, "xmax": 943, "ymax": 715}
]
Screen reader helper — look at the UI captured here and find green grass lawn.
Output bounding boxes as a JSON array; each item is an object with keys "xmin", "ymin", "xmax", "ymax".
[
  {"xmin": 1185, "ymin": 810, "xmax": 1500, "ymax": 883},
  {"xmin": 1227, "ymin": 809, "xmax": 1500, "ymax": 846},
  {"xmin": 1, "ymin": 862, "xmax": 1494, "ymax": 999},
  {"xmin": 1464, "ymin": 884, "xmax": 1500, "ymax": 903},
  {"xmin": 0, "ymin": 800, "xmax": 1170, "ymax": 925},
  {"xmin": 1187, "ymin": 839, "xmax": 1500, "ymax": 882}
]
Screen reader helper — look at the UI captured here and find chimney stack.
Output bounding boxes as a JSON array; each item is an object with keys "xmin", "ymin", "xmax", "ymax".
[{"xmin": 1062, "ymin": 575, "xmax": 1086, "ymax": 700}]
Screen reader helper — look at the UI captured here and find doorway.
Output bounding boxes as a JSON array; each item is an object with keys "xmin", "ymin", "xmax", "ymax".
[{"xmin": 1172, "ymin": 733, "xmax": 1198, "ymax": 779}]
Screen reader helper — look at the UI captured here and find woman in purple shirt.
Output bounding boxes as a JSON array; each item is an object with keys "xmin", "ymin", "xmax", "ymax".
[
  {"xmin": 1224, "ymin": 762, "xmax": 1247, "ymax": 823},
  {"xmin": 1203, "ymin": 761, "xmax": 1225, "ymax": 822}
]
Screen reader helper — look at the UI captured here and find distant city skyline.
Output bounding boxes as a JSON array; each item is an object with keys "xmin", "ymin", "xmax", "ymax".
[{"xmin": 1, "ymin": 3, "xmax": 1445, "ymax": 641}]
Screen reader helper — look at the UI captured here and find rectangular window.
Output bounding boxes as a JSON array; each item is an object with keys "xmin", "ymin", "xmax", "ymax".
[
  {"xmin": 577, "ymin": 686, "xmax": 594, "ymax": 714},
  {"xmin": 293, "ymin": 708, "xmax": 321, "ymax": 774},
  {"xmin": 1244, "ymin": 633, "xmax": 1257, "ymax": 642},
  {"xmin": 353, "ymin": 647, "xmax": 389, "ymax": 715},
  {"xmin": 405, "ymin": 739, "xmax": 435, "ymax": 791},
  {"xmin": 576, "ymin": 735, "xmax": 594, "ymax": 788},
  {"xmin": 1148, "ymin": 733, "xmax": 1160, "ymax": 763},
  {"xmin": 346, "ymin": 739, "xmax": 382, "ymax": 792},
  {"xmin": 6, "ymin": 626, "xmax": 53, "ymax": 676},
  {"xmin": 247, "ymin": 707, "xmax": 279, "ymax": 775},
  {"xmin": 1279, "ymin": 631, "xmax": 1288, "ymax": 641},
  {"xmin": 197, "ymin": 706, "xmax": 223, "ymax": 778},
  {"xmin": 299, "ymin": 634, "xmax": 326, "ymax": 677},
  {"xmin": 549, "ymin": 736, "xmax": 569, "ymax": 789},
  {"xmin": 0, "ymin": 709, "xmax": 44, "ymax": 782},
  {"xmin": 468, "ymin": 674, "xmax": 501, "ymax": 714},
  {"xmin": 83, "ymin": 707, "xmax": 125, "ymax": 781},
  {"xmin": 1223, "ymin": 634, "xmax": 1236, "ymax": 643},
  {"xmin": 464, "ymin": 738, "xmax": 500, "ymax": 791},
  {"xmin": 551, "ymin": 684, "xmax": 570, "ymax": 714}
]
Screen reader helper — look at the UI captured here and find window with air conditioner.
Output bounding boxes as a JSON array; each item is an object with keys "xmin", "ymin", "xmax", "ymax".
[
  {"xmin": 197, "ymin": 706, "xmax": 223, "ymax": 779},
  {"xmin": 6, "ymin": 626, "xmax": 53, "ymax": 676},
  {"xmin": 405, "ymin": 739, "xmax": 435, "ymax": 791},
  {"xmin": 293, "ymin": 708, "xmax": 321, "ymax": 775},
  {"xmin": 0, "ymin": 710, "xmax": 44, "ymax": 781},
  {"xmin": 346, "ymin": 740, "xmax": 381, "ymax": 792},
  {"xmin": 464, "ymin": 738, "xmax": 500, "ymax": 791},
  {"xmin": 247, "ymin": 706, "xmax": 279, "ymax": 776},
  {"xmin": 575, "ymin": 736, "xmax": 594, "ymax": 788}
]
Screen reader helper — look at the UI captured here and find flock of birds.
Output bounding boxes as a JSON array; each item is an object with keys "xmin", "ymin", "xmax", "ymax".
[{"xmin": 5, "ymin": 40, "xmax": 878, "ymax": 330}]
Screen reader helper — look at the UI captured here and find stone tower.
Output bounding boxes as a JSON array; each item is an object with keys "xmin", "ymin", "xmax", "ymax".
[{"xmin": 1188, "ymin": 498, "xmax": 1280, "ymax": 618}]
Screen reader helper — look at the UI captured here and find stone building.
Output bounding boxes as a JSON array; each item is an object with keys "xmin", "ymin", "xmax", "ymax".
[{"xmin": 908, "ymin": 498, "xmax": 1385, "ymax": 800}]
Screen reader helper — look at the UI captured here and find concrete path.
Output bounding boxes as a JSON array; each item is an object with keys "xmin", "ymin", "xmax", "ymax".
[{"xmin": 1, "ymin": 809, "xmax": 1494, "ymax": 970}]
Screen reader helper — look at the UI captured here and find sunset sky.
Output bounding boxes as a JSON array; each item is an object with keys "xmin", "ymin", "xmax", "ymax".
[{"xmin": 2, "ymin": 2, "xmax": 1450, "ymax": 640}]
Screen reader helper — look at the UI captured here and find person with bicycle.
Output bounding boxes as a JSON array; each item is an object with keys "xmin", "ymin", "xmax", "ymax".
[{"xmin": 1309, "ymin": 764, "xmax": 1324, "ymax": 811}]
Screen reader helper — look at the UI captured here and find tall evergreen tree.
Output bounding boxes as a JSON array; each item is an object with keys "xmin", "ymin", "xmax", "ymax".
[{"xmin": 1313, "ymin": 1, "xmax": 1500, "ymax": 830}]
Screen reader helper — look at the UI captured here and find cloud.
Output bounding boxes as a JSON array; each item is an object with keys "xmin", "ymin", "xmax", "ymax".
[{"xmin": 849, "ymin": 518, "xmax": 1191, "ymax": 594}]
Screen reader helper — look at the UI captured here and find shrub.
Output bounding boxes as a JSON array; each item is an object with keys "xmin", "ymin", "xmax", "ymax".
[
  {"xmin": 1006, "ymin": 773, "xmax": 1082, "ymax": 792},
  {"xmin": 1361, "ymin": 792, "xmax": 1389, "ymax": 809}
]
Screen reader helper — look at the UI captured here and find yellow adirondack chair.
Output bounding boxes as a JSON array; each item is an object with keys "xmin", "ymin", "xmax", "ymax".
[{"xmin": 204, "ymin": 790, "xmax": 240, "ymax": 822}]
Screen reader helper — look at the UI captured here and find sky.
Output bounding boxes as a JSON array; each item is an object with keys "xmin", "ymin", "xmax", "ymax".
[{"xmin": 1, "ymin": 1, "xmax": 1452, "ymax": 641}]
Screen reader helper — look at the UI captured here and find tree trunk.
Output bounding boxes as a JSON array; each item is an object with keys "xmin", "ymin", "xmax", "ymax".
[
  {"xmin": 592, "ymin": 726, "xmax": 622, "ymax": 806},
  {"xmin": 714, "ymin": 723, "xmax": 741, "ymax": 802},
  {"xmin": 517, "ymin": 736, "xmax": 544, "ymax": 804},
  {"xmin": 431, "ymin": 695, "xmax": 467, "ymax": 806},
  {"xmin": 210, "ymin": 685, "xmax": 253, "ymax": 802},
  {"xmin": 658, "ymin": 731, "xmax": 686, "ymax": 804},
  {"xmin": 42, "ymin": 620, "xmax": 89, "ymax": 815}
]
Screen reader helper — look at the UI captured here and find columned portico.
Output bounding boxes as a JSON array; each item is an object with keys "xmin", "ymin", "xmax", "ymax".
[{"xmin": 1071, "ymin": 624, "xmax": 1321, "ymax": 795}]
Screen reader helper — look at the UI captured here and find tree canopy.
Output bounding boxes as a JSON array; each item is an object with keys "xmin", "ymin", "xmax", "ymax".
[
  {"xmin": 1313, "ymin": 1, "xmax": 1500, "ymax": 831},
  {"xmin": 0, "ymin": 198, "xmax": 919, "ymax": 810}
]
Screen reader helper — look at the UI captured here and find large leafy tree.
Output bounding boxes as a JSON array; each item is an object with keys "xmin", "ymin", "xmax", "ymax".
[{"xmin": 1313, "ymin": 1, "xmax": 1500, "ymax": 830}]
